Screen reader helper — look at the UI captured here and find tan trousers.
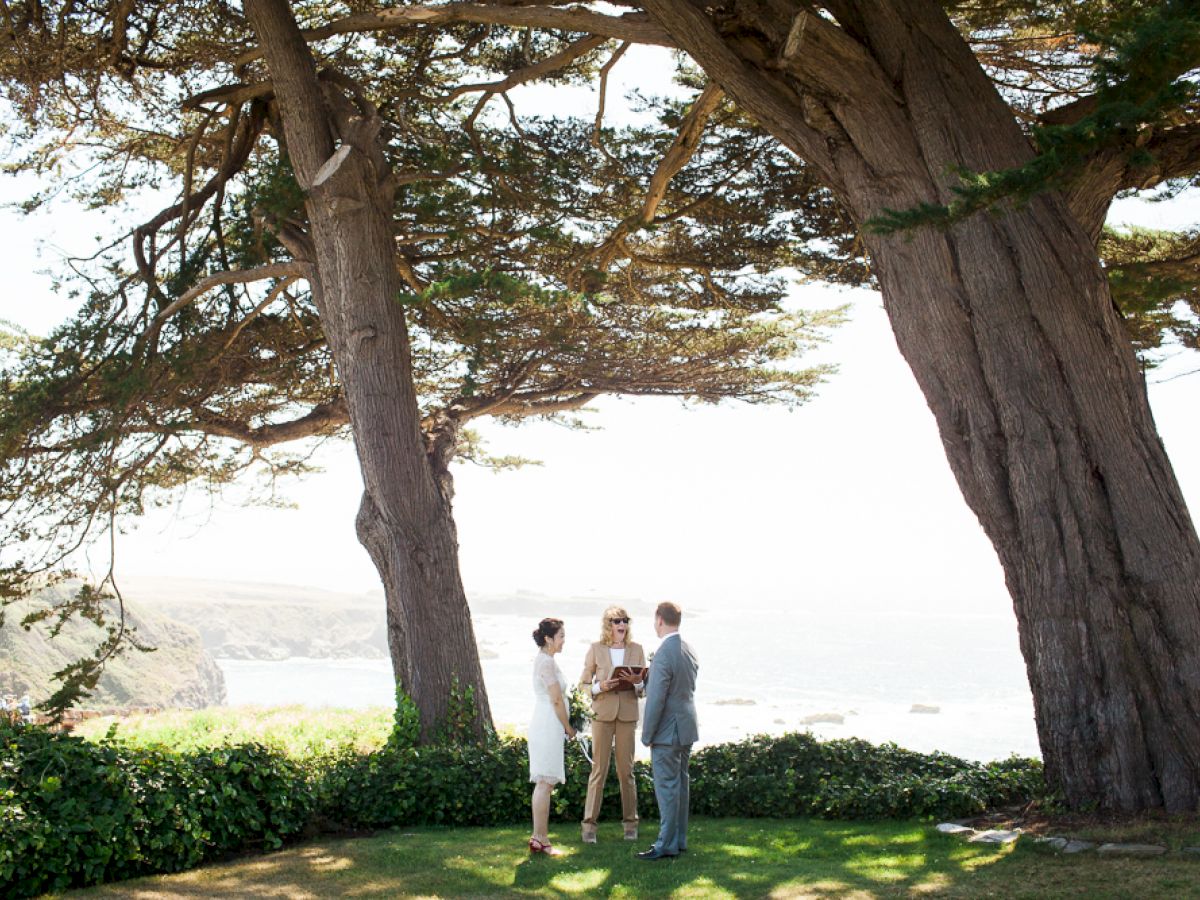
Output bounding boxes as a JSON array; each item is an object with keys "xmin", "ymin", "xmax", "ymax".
[{"xmin": 582, "ymin": 717, "xmax": 638, "ymax": 828}]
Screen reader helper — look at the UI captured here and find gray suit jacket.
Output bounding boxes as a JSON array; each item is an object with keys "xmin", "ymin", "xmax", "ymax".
[{"xmin": 641, "ymin": 633, "xmax": 699, "ymax": 746}]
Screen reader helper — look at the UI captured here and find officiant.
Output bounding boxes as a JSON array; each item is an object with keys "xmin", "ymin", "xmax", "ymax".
[{"xmin": 578, "ymin": 605, "xmax": 646, "ymax": 844}]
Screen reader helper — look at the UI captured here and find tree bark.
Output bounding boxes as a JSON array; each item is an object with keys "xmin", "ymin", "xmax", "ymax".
[
  {"xmin": 245, "ymin": 0, "xmax": 491, "ymax": 739},
  {"xmin": 641, "ymin": 0, "xmax": 1200, "ymax": 810}
]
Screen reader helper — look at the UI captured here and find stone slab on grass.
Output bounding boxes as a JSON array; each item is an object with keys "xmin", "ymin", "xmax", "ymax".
[
  {"xmin": 968, "ymin": 829, "xmax": 1022, "ymax": 844},
  {"xmin": 1033, "ymin": 837, "xmax": 1069, "ymax": 851},
  {"xmin": 935, "ymin": 823, "xmax": 975, "ymax": 835}
]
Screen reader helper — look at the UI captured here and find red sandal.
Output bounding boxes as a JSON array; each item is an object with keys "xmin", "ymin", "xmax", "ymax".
[{"xmin": 528, "ymin": 837, "xmax": 562, "ymax": 856}]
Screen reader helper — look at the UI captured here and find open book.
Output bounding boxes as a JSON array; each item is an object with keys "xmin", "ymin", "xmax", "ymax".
[{"xmin": 612, "ymin": 665, "xmax": 647, "ymax": 692}]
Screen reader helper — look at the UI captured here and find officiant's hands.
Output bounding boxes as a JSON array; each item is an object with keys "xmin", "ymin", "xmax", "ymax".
[{"xmin": 600, "ymin": 678, "xmax": 622, "ymax": 692}]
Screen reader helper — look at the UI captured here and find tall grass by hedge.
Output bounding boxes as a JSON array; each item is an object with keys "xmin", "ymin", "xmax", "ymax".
[{"xmin": 0, "ymin": 696, "xmax": 1043, "ymax": 898}]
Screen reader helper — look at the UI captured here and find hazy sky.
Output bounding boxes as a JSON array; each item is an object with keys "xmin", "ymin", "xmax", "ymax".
[{"xmin": 2, "ymin": 48, "xmax": 1198, "ymax": 624}]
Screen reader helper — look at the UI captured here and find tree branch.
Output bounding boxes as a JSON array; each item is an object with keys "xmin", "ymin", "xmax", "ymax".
[
  {"xmin": 186, "ymin": 397, "xmax": 350, "ymax": 448},
  {"xmin": 579, "ymin": 82, "xmax": 724, "ymax": 278},
  {"xmin": 146, "ymin": 262, "xmax": 303, "ymax": 337},
  {"xmin": 1064, "ymin": 123, "xmax": 1200, "ymax": 241},
  {"xmin": 482, "ymin": 391, "xmax": 600, "ymax": 418},
  {"xmin": 639, "ymin": 82, "xmax": 724, "ymax": 225},
  {"xmin": 133, "ymin": 102, "xmax": 267, "ymax": 308},
  {"xmin": 234, "ymin": 3, "xmax": 675, "ymax": 69},
  {"xmin": 449, "ymin": 34, "xmax": 608, "ymax": 103},
  {"xmin": 183, "ymin": 81, "xmax": 275, "ymax": 111},
  {"xmin": 593, "ymin": 41, "xmax": 630, "ymax": 160},
  {"xmin": 1122, "ymin": 124, "xmax": 1200, "ymax": 190}
]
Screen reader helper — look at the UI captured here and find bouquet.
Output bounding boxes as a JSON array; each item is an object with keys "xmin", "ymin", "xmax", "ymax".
[{"xmin": 567, "ymin": 685, "xmax": 596, "ymax": 763}]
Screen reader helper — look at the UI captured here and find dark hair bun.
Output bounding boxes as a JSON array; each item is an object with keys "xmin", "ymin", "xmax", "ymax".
[{"xmin": 533, "ymin": 617, "xmax": 564, "ymax": 648}]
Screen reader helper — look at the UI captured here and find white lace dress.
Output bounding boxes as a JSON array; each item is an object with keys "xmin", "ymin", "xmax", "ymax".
[{"xmin": 529, "ymin": 651, "xmax": 569, "ymax": 785}]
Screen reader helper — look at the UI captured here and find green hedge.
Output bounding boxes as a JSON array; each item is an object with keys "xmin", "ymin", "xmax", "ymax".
[
  {"xmin": 0, "ymin": 717, "xmax": 1043, "ymax": 897},
  {"xmin": 688, "ymin": 733, "xmax": 1042, "ymax": 819},
  {"xmin": 316, "ymin": 732, "xmax": 1040, "ymax": 830},
  {"xmin": 0, "ymin": 724, "xmax": 313, "ymax": 897}
]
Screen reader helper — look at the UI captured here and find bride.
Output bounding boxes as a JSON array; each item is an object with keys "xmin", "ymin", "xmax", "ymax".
[{"xmin": 528, "ymin": 617, "xmax": 576, "ymax": 855}]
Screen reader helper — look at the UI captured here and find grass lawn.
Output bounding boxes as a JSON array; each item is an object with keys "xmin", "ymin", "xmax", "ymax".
[{"xmin": 60, "ymin": 817, "xmax": 1200, "ymax": 899}]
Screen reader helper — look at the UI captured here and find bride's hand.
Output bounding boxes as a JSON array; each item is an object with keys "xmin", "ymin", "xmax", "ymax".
[{"xmin": 566, "ymin": 725, "xmax": 577, "ymax": 739}]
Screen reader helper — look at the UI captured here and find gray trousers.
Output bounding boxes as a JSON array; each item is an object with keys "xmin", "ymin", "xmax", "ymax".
[{"xmin": 650, "ymin": 743, "xmax": 692, "ymax": 853}]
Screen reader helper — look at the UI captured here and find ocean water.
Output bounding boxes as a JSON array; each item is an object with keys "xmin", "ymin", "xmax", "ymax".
[{"xmin": 219, "ymin": 603, "xmax": 1040, "ymax": 763}]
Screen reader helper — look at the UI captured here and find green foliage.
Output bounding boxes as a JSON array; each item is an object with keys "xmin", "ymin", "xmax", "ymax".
[
  {"xmin": 0, "ymin": 721, "xmax": 314, "ymax": 898},
  {"xmin": 17, "ymin": 582, "xmax": 156, "ymax": 720},
  {"xmin": 434, "ymin": 678, "xmax": 488, "ymax": 746},
  {"xmin": 869, "ymin": 0, "xmax": 1200, "ymax": 234},
  {"xmin": 317, "ymin": 729, "xmax": 1040, "ymax": 832},
  {"xmin": 689, "ymin": 733, "xmax": 1042, "ymax": 820},
  {"xmin": 387, "ymin": 685, "xmax": 421, "ymax": 752},
  {"xmin": 1101, "ymin": 226, "xmax": 1200, "ymax": 354},
  {"xmin": 0, "ymin": 15, "xmax": 843, "ymax": 707}
]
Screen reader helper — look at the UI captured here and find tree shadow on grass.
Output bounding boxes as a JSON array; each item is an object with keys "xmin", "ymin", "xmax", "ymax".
[{"xmin": 63, "ymin": 818, "xmax": 1200, "ymax": 899}]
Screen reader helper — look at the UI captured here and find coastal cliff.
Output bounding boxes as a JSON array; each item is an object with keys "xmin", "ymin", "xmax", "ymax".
[
  {"xmin": 119, "ymin": 577, "xmax": 389, "ymax": 660},
  {"xmin": 0, "ymin": 584, "xmax": 226, "ymax": 708}
]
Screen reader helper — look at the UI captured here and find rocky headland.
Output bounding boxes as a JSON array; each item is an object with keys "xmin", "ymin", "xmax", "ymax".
[
  {"xmin": 0, "ymin": 583, "xmax": 225, "ymax": 709},
  {"xmin": 120, "ymin": 576, "xmax": 390, "ymax": 661}
]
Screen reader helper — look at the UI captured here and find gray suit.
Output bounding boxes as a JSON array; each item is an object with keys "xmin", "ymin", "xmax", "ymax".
[{"xmin": 640, "ymin": 632, "xmax": 699, "ymax": 855}]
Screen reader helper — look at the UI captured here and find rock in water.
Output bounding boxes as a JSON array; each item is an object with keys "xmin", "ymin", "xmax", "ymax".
[
  {"xmin": 909, "ymin": 703, "xmax": 941, "ymax": 714},
  {"xmin": 801, "ymin": 712, "xmax": 845, "ymax": 725}
]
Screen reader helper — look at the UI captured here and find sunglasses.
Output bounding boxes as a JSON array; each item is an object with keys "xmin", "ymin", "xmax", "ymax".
[{"xmin": 609, "ymin": 617, "xmax": 630, "ymax": 625}]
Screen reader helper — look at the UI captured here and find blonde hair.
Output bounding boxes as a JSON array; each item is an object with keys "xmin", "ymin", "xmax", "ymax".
[{"xmin": 600, "ymin": 605, "xmax": 633, "ymax": 646}]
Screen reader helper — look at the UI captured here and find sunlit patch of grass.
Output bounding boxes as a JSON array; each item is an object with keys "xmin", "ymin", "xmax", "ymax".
[
  {"xmin": 301, "ymin": 854, "xmax": 353, "ymax": 873},
  {"xmin": 718, "ymin": 842, "xmax": 763, "ymax": 858},
  {"xmin": 910, "ymin": 870, "xmax": 953, "ymax": 893},
  {"xmin": 953, "ymin": 842, "xmax": 1016, "ymax": 873},
  {"xmin": 844, "ymin": 851, "xmax": 929, "ymax": 882},
  {"xmin": 841, "ymin": 829, "xmax": 924, "ymax": 847},
  {"xmin": 768, "ymin": 879, "xmax": 870, "ymax": 899},
  {"xmin": 670, "ymin": 875, "xmax": 736, "ymax": 899}
]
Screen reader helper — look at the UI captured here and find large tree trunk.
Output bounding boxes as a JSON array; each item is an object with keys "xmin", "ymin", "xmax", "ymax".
[
  {"xmin": 245, "ymin": 0, "xmax": 491, "ymax": 739},
  {"xmin": 641, "ymin": 0, "xmax": 1200, "ymax": 810}
]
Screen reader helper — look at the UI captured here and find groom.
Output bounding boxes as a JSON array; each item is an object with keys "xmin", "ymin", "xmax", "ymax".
[{"xmin": 637, "ymin": 601, "xmax": 699, "ymax": 861}]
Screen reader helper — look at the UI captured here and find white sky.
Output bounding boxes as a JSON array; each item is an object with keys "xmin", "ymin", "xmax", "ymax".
[{"xmin": 1, "ymin": 47, "xmax": 1198, "ymax": 622}]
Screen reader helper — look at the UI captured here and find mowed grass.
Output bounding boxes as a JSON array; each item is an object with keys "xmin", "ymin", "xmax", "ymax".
[
  {"xmin": 59, "ymin": 817, "xmax": 1200, "ymax": 899},
  {"xmin": 72, "ymin": 705, "xmax": 393, "ymax": 757}
]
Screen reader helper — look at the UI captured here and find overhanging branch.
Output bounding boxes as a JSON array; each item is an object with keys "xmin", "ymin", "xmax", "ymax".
[
  {"xmin": 234, "ymin": 3, "xmax": 675, "ymax": 69},
  {"xmin": 578, "ymin": 82, "xmax": 724, "ymax": 278},
  {"xmin": 186, "ymin": 397, "xmax": 350, "ymax": 448},
  {"xmin": 146, "ymin": 262, "xmax": 303, "ymax": 338}
]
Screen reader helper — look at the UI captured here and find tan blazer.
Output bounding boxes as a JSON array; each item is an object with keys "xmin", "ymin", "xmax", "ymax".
[{"xmin": 579, "ymin": 640, "xmax": 645, "ymax": 723}]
